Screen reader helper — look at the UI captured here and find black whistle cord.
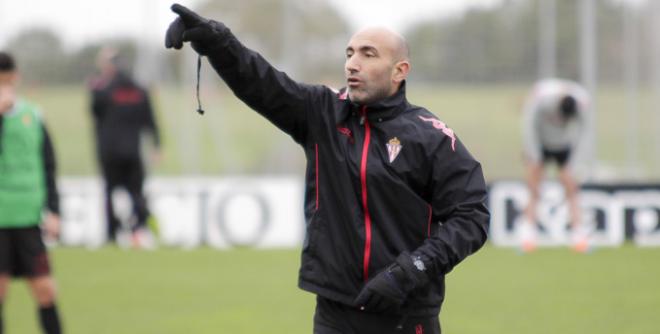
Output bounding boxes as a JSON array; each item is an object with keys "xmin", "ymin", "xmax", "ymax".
[{"xmin": 196, "ymin": 55, "xmax": 205, "ymax": 115}]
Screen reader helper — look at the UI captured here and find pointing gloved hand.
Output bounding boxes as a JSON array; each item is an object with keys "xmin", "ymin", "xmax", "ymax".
[
  {"xmin": 165, "ymin": 3, "xmax": 229, "ymax": 55},
  {"xmin": 354, "ymin": 252, "xmax": 429, "ymax": 313}
]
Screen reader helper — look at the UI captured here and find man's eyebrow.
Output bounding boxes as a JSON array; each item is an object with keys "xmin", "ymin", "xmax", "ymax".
[
  {"xmin": 345, "ymin": 45, "xmax": 379, "ymax": 55},
  {"xmin": 359, "ymin": 45, "xmax": 379, "ymax": 55}
]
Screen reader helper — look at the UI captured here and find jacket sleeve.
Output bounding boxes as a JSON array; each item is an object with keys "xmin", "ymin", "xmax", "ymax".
[
  {"xmin": 142, "ymin": 90, "xmax": 161, "ymax": 148},
  {"xmin": 41, "ymin": 124, "xmax": 60, "ymax": 215},
  {"xmin": 202, "ymin": 27, "xmax": 320, "ymax": 144},
  {"xmin": 90, "ymin": 86, "xmax": 104, "ymax": 131},
  {"xmin": 412, "ymin": 136, "xmax": 490, "ymax": 277}
]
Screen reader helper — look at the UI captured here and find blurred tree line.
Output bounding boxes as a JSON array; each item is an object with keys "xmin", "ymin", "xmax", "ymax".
[
  {"xmin": 1, "ymin": 0, "xmax": 654, "ymax": 86},
  {"xmin": 406, "ymin": 0, "xmax": 654, "ymax": 84},
  {"xmin": 3, "ymin": 27, "xmax": 138, "ymax": 85}
]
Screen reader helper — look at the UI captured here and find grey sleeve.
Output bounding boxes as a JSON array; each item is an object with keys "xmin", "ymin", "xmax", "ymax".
[{"xmin": 522, "ymin": 95, "xmax": 541, "ymax": 163}]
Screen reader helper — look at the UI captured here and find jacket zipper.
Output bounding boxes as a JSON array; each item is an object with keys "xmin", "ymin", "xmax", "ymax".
[
  {"xmin": 359, "ymin": 106, "xmax": 373, "ymax": 281},
  {"xmin": 427, "ymin": 204, "xmax": 433, "ymax": 237}
]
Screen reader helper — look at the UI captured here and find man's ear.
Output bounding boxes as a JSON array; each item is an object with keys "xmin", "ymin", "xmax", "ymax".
[{"xmin": 392, "ymin": 60, "xmax": 410, "ymax": 84}]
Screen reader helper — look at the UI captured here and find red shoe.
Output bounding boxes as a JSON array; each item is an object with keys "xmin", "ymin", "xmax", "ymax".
[
  {"xmin": 518, "ymin": 222, "xmax": 538, "ymax": 253},
  {"xmin": 571, "ymin": 237, "xmax": 589, "ymax": 253}
]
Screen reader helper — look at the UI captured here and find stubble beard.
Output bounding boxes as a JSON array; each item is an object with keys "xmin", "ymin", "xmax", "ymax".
[{"xmin": 349, "ymin": 84, "xmax": 391, "ymax": 106}]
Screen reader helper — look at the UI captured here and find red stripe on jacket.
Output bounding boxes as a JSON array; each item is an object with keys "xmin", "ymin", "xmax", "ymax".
[{"xmin": 360, "ymin": 106, "xmax": 373, "ymax": 281}]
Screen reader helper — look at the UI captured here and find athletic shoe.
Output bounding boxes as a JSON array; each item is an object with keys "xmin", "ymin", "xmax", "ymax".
[
  {"xmin": 518, "ymin": 222, "xmax": 538, "ymax": 253},
  {"xmin": 132, "ymin": 228, "xmax": 157, "ymax": 250},
  {"xmin": 115, "ymin": 230, "xmax": 133, "ymax": 249},
  {"xmin": 570, "ymin": 224, "xmax": 591, "ymax": 253}
]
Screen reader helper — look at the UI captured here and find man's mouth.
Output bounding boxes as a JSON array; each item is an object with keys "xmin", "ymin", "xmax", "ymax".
[{"xmin": 347, "ymin": 77, "xmax": 362, "ymax": 88}]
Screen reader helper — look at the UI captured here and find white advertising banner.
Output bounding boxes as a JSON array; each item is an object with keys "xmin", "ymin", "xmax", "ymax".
[
  {"xmin": 58, "ymin": 178, "xmax": 105, "ymax": 248},
  {"xmin": 58, "ymin": 178, "xmax": 660, "ymax": 249},
  {"xmin": 58, "ymin": 177, "xmax": 305, "ymax": 249},
  {"xmin": 489, "ymin": 181, "xmax": 660, "ymax": 248}
]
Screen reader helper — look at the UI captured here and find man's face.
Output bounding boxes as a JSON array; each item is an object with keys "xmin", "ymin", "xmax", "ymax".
[
  {"xmin": 96, "ymin": 48, "xmax": 119, "ymax": 79},
  {"xmin": 345, "ymin": 29, "xmax": 402, "ymax": 105},
  {"xmin": 0, "ymin": 71, "xmax": 18, "ymax": 114}
]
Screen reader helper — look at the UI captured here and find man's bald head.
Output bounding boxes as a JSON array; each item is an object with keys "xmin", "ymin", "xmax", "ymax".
[{"xmin": 350, "ymin": 27, "xmax": 409, "ymax": 63}]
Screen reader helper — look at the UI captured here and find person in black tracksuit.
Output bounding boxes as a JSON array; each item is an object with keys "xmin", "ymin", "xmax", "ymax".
[
  {"xmin": 166, "ymin": 4, "xmax": 489, "ymax": 333},
  {"xmin": 89, "ymin": 49, "xmax": 160, "ymax": 244}
]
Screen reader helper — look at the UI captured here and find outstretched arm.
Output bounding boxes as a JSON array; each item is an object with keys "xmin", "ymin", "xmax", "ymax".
[{"xmin": 165, "ymin": 3, "xmax": 323, "ymax": 143}]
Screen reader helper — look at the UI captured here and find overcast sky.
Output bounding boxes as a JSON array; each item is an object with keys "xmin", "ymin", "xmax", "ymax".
[{"xmin": 0, "ymin": 0, "xmax": 501, "ymax": 49}]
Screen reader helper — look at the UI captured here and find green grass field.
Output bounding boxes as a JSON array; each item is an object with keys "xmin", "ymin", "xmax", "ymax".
[
  {"xmin": 21, "ymin": 83, "xmax": 660, "ymax": 181},
  {"xmin": 4, "ymin": 245, "xmax": 659, "ymax": 333},
  {"xmin": 9, "ymin": 84, "xmax": 657, "ymax": 333}
]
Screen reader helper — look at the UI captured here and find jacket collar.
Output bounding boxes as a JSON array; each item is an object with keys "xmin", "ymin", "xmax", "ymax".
[{"xmin": 341, "ymin": 81, "xmax": 409, "ymax": 123}]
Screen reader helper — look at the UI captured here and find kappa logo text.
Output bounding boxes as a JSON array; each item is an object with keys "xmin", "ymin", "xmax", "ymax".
[{"xmin": 418, "ymin": 116, "xmax": 456, "ymax": 151}]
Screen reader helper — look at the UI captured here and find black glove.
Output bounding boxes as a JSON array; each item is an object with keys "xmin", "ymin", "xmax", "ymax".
[
  {"xmin": 165, "ymin": 3, "xmax": 229, "ymax": 55},
  {"xmin": 354, "ymin": 252, "xmax": 429, "ymax": 314}
]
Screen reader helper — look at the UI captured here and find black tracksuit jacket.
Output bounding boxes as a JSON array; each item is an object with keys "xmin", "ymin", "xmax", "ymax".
[
  {"xmin": 89, "ymin": 72, "xmax": 160, "ymax": 161},
  {"xmin": 203, "ymin": 29, "xmax": 490, "ymax": 317}
]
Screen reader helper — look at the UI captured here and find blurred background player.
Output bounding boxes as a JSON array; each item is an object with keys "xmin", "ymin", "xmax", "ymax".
[
  {"xmin": 88, "ymin": 47, "xmax": 161, "ymax": 249},
  {"xmin": 520, "ymin": 78, "xmax": 591, "ymax": 253},
  {"xmin": 0, "ymin": 51, "xmax": 63, "ymax": 334}
]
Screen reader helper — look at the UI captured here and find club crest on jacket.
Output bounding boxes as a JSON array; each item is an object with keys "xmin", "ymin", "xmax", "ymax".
[{"xmin": 386, "ymin": 137, "xmax": 402, "ymax": 163}]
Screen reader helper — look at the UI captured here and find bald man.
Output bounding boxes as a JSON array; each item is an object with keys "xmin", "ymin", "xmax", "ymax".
[{"xmin": 166, "ymin": 4, "xmax": 489, "ymax": 333}]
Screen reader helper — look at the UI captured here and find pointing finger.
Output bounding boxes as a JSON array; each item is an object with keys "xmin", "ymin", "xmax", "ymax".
[{"xmin": 171, "ymin": 3, "xmax": 206, "ymax": 27}]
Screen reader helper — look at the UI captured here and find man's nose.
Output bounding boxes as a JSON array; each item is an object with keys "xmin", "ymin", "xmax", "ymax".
[{"xmin": 345, "ymin": 57, "xmax": 360, "ymax": 73}]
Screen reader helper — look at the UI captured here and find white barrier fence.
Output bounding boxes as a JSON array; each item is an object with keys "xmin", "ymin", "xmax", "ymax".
[
  {"xmin": 58, "ymin": 177, "xmax": 305, "ymax": 249},
  {"xmin": 489, "ymin": 181, "xmax": 660, "ymax": 247},
  {"xmin": 58, "ymin": 178, "xmax": 660, "ymax": 248}
]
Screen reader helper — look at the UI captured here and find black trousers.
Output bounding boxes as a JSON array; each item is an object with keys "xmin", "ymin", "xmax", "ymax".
[
  {"xmin": 100, "ymin": 155, "xmax": 150, "ymax": 239},
  {"xmin": 314, "ymin": 296, "xmax": 440, "ymax": 334}
]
